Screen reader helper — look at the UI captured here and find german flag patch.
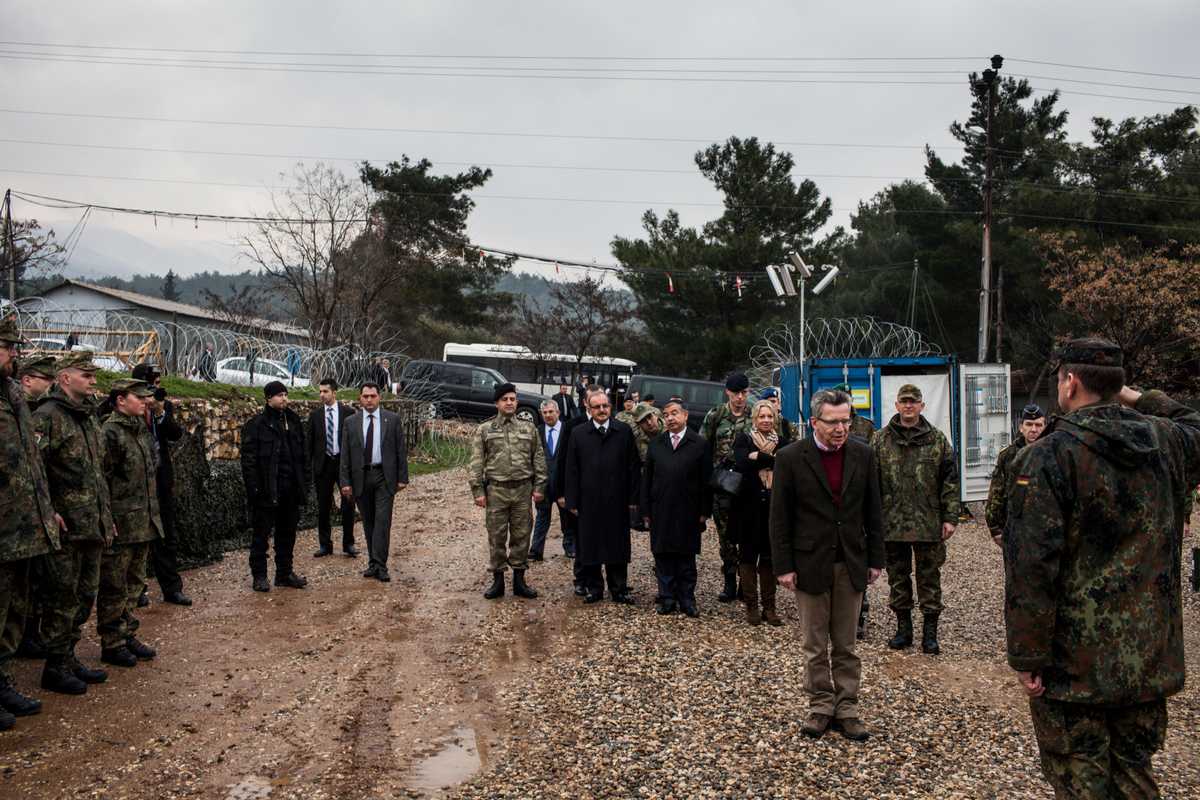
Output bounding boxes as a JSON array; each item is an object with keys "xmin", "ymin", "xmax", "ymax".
[{"xmin": 1015, "ymin": 475, "xmax": 1031, "ymax": 487}]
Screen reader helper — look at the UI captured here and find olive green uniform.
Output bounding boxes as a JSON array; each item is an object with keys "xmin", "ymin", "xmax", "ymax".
[
  {"xmin": 0, "ymin": 372, "xmax": 59, "ymax": 686},
  {"xmin": 33, "ymin": 386, "xmax": 115, "ymax": 656},
  {"xmin": 469, "ymin": 414, "xmax": 548, "ymax": 573},
  {"xmin": 871, "ymin": 415, "xmax": 961, "ymax": 615},
  {"xmin": 99, "ymin": 410, "xmax": 162, "ymax": 649},
  {"xmin": 984, "ymin": 438, "xmax": 1025, "ymax": 541},
  {"xmin": 701, "ymin": 403, "xmax": 753, "ymax": 576}
]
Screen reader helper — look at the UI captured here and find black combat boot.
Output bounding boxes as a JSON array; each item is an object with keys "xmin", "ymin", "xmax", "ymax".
[
  {"xmin": 41, "ymin": 656, "xmax": 88, "ymax": 694},
  {"xmin": 887, "ymin": 611, "xmax": 913, "ymax": 650},
  {"xmin": 66, "ymin": 649, "xmax": 108, "ymax": 684},
  {"xmin": 0, "ymin": 674, "xmax": 42, "ymax": 717},
  {"xmin": 100, "ymin": 645, "xmax": 138, "ymax": 668},
  {"xmin": 16, "ymin": 622, "xmax": 48, "ymax": 660},
  {"xmin": 921, "ymin": 613, "xmax": 941, "ymax": 655},
  {"xmin": 0, "ymin": 707, "xmax": 14, "ymax": 731},
  {"xmin": 857, "ymin": 595, "xmax": 870, "ymax": 641},
  {"xmin": 483, "ymin": 571, "xmax": 505, "ymax": 600},
  {"xmin": 511, "ymin": 569, "xmax": 538, "ymax": 599},
  {"xmin": 126, "ymin": 636, "xmax": 157, "ymax": 661},
  {"xmin": 252, "ymin": 576, "xmax": 270, "ymax": 592},
  {"xmin": 274, "ymin": 572, "xmax": 308, "ymax": 589},
  {"xmin": 717, "ymin": 571, "xmax": 738, "ymax": 603}
]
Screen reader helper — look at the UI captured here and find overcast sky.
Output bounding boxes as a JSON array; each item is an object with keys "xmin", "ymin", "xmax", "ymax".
[{"xmin": 4, "ymin": 1, "xmax": 1198, "ymax": 283}]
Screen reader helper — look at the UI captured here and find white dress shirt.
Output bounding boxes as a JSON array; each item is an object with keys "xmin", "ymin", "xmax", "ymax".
[
  {"xmin": 324, "ymin": 402, "xmax": 340, "ymax": 456},
  {"xmin": 545, "ymin": 421, "xmax": 562, "ymax": 457}
]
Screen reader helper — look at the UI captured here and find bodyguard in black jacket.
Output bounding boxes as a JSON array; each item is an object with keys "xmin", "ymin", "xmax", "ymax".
[{"xmin": 240, "ymin": 381, "xmax": 310, "ymax": 592}]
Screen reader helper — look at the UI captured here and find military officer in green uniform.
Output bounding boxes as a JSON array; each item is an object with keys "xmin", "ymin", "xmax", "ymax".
[
  {"xmin": 632, "ymin": 403, "xmax": 662, "ymax": 463},
  {"xmin": 701, "ymin": 372, "xmax": 754, "ymax": 602},
  {"xmin": 985, "ymin": 404, "xmax": 1045, "ymax": 547},
  {"xmin": 98, "ymin": 379, "xmax": 162, "ymax": 668},
  {"xmin": 616, "ymin": 394, "xmax": 638, "ymax": 428},
  {"xmin": 32, "ymin": 352, "xmax": 116, "ymax": 694},
  {"xmin": 469, "ymin": 382, "xmax": 548, "ymax": 601},
  {"xmin": 1005, "ymin": 338, "xmax": 1200, "ymax": 798},
  {"xmin": 871, "ymin": 383, "xmax": 961, "ymax": 655},
  {"xmin": 0, "ymin": 317, "xmax": 60, "ymax": 730},
  {"xmin": 18, "ymin": 355, "xmax": 56, "ymax": 404}
]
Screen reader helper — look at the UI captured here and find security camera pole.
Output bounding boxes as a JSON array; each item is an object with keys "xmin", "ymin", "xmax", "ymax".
[{"xmin": 769, "ymin": 254, "xmax": 840, "ymax": 435}]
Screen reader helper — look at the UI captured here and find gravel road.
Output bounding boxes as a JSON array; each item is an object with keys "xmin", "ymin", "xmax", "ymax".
[{"xmin": 2, "ymin": 467, "xmax": 1197, "ymax": 799}]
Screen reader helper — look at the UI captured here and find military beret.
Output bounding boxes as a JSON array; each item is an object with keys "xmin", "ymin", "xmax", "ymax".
[
  {"xmin": 897, "ymin": 383, "xmax": 923, "ymax": 402},
  {"xmin": 18, "ymin": 355, "xmax": 58, "ymax": 379},
  {"xmin": 830, "ymin": 382, "xmax": 852, "ymax": 393},
  {"xmin": 1051, "ymin": 338, "xmax": 1124, "ymax": 370},
  {"xmin": 131, "ymin": 362, "xmax": 161, "ymax": 382},
  {"xmin": 263, "ymin": 380, "xmax": 288, "ymax": 399},
  {"xmin": 0, "ymin": 315, "xmax": 26, "ymax": 345},
  {"xmin": 760, "ymin": 387, "xmax": 779, "ymax": 399},
  {"xmin": 725, "ymin": 372, "xmax": 750, "ymax": 392},
  {"xmin": 56, "ymin": 351, "xmax": 98, "ymax": 373},
  {"xmin": 1021, "ymin": 403, "xmax": 1045, "ymax": 421},
  {"xmin": 493, "ymin": 382, "xmax": 517, "ymax": 402},
  {"xmin": 633, "ymin": 403, "xmax": 657, "ymax": 423},
  {"xmin": 111, "ymin": 378, "xmax": 155, "ymax": 397}
]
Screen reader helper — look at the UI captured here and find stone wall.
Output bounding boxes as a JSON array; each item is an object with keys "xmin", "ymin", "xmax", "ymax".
[{"xmin": 167, "ymin": 396, "xmax": 425, "ymax": 569}]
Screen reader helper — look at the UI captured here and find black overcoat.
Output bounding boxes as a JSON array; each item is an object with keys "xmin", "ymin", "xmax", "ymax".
[
  {"xmin": 639, "ymin": 428, "xmax": 713, "ymax": 555},
  {"xmin": 564, "ymin": 419, "xmax": 639, "ymax": 565}
]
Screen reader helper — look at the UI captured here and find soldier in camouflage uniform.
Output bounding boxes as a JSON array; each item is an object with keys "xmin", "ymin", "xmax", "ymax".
[
  {"xmin": 616, "ymin": 394, "xmax": 638, "ymax": 428},
  {"xmin": 98, "ymin": 379, "xmax": 162, "ymax": 668},
  {"xmin": 984, "ymin": 404, "xmax": 1045, "ymax": 547},
  {"xmin": 18, "ymin": 355, "xmax": 56, "ymax": 404},
  {"xmin": 632, "ymin": 403, "xmax": 663, "ymax": 463},
  {"xmin": 701, "ymin": 372, "xmax": 754, "ymax": 602},
  {"xmin": 1005, "ymin": 338, "xmax": 1200, "ymax": 799},
  {"xmin": 0, "ymin": 317, "xmax": 60, "ymax": 731},
  {"xmin": 871, "ymin": 383, "xmax": 961, "ymax": 655},
  {"xmin": 470, "ymin": 382, "xmax": 548, "ymax": 601},
  {"xmin": 32, "ymin": 352, "xmax": 116, "ymax": 694}
]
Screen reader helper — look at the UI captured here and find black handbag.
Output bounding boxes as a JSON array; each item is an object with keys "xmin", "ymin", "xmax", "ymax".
[{"xmin": 710, "ymin": 467, "xmax": 743, "ymax": 495}]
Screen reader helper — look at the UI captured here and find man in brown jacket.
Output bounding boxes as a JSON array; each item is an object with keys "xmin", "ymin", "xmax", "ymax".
[{"xmin": 770, "ymin": 389, "xmax": 885, "ymax": 742}]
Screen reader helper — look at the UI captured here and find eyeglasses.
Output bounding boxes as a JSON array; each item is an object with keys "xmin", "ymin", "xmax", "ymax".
[{"xmin": 815, "ymin": 417, "xmax": 851, "ymax": 428}]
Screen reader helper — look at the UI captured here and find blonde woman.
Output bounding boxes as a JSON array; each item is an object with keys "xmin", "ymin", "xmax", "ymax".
[{"xmin": 731, "ymin": 399, "xmax": 792, "ymax": 626}]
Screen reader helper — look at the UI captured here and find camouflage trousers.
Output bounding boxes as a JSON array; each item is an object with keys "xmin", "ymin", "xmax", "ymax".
[
  {"xmin": 40, "ymin": 539, "xmax": 103, "ymax": 657},
  {"xmin": 712, "ymin": 495, "xmax": 739, "ymax": 576},
  {"xmin": 97, "ymin": 542, "xmax": 150, "ymax": 649},
  {"xmin": 1030, "ymin": 696, "xmax": 1166, "ymax": 800},
  {"xmin": 0, "ymin": 559, "xmax": 30, "ymax": 680},
  {"xmin": 884, "ymin": 541, "xmax": 946, "ymax": 615},
  {"xmin": 485, "ymin": 481, "xmax": 533, "ymax": 573}
]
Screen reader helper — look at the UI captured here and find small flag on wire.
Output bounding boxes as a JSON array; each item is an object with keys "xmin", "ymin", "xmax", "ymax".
[
  {"xmin": 555, "ymin": 261, "xmax": 560, "ymax": 275},
  {"xmin": 667, "ymin": 273, "xmax": 675, "ymax": 294},
  {"xmin": 735, "ymin": 274, "xmax": 744, "ymax": 298}
]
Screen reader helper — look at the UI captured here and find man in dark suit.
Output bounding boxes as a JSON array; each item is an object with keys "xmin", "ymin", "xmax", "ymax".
[
  {"xmin": 531, "ymin": 400, "xmax": 564, "ymax": 561},
  {"xmin": 553, "ymin": 381, "xmax": 577, "ymax": 421},
  {"xmin": 307, "ymin": 378, "xmax": 357, "ymax": 558},
  {"xmin": 556, "ymin": 388, "xmax": 601, "ymax": 593},
  {"xmin": 770, "ymin": 388, "xmax": 884, "ymax": 743},
  {"xmin": 564, "ymin": 390, "xmax": 640, "ymax": 604},
  {"xmin": 339, "ymin": 382, "xmax": 408, "ymax": 582},
  {"xmin": 640, "ymin": 399, "xmax": 712, "ymax": 616}
]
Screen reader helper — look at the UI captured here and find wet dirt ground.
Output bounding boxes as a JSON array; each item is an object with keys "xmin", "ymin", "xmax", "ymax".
[{"xmin": 2, "ymin": 469, "xmax": 1198, "ymax": 798}]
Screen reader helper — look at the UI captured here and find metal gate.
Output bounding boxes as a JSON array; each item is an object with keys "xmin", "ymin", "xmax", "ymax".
[{"xmin": 958, "ymin": 363, "xmax": 1011, "ymax": 502}]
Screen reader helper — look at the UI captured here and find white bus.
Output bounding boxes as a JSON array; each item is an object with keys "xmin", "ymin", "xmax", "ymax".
[{"xmin": 442, "ymin": 342, "xmax": 638, "ymax": 396}]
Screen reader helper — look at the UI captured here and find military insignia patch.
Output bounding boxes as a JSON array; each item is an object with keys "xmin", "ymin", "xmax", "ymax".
[{"xmin": 1015, "ymin": 475, "xmax": 1031, "ymax": 486}]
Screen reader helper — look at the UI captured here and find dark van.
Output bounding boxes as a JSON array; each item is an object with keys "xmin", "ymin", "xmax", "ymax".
[
  {"xmin": 399, "ymin": 360, "xmax": 547, "ymax": 423},
  {"xmin": 627, "ymin": 374, "xmax": 726, "ymax": 431}
]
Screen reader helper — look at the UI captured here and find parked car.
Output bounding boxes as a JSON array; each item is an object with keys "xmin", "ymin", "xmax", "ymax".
[
  {"xmin": 626, "ymin": 374, "xmax": 727, "ymax": 431},
  {"xmin": 23, "ymin": 337, "xmax": 127, "ymax": 372},
  {"xmin": 215, "ymin": 356, "xmax": 312, "ymax": 388},
  {"xmin": 399, "ymin": 359, "xmax": 546, "ymax": 422}
]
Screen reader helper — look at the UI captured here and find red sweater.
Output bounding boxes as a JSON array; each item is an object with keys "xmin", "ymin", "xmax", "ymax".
[{"xmin": 819, "ymin": 445, "xmax": 845, "ymax": 508}]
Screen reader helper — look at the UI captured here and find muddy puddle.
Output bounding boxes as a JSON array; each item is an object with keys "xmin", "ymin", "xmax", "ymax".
[{"xmin": 404, "ymin": 726, "xmax": 482, "ymax": 796}]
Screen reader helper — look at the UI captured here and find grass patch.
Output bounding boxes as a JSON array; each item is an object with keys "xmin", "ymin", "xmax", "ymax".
[
  {"xmin": 94, "ymin": 370, "xmax": 361, "ymax": 402},
  {"xmin": 409, "ymin": 435, "xmax": 470, "ymax": 477}
]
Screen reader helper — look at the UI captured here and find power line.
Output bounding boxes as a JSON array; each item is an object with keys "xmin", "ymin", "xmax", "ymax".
[{"xmin": 1009, "ymin": 57, "xmax": 1200, "ymax": 82}]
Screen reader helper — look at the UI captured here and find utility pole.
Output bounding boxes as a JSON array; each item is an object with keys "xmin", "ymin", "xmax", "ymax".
[
  {"xmin": 2, "ymin": 189, "xmax": 13, "ymax": 303},
  {"xmin": 976, "ymin": 55, "xmax": 1002, "ymax": 362}
]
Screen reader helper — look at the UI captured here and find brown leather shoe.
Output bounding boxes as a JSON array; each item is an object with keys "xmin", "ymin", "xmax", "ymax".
[
  {"xmin": 832, "ymin": 717, "xmax": 870, "ymax": 742},
  {"xmin": 801, "ymin": 713, "xmax": 832, "ymax": 739}
]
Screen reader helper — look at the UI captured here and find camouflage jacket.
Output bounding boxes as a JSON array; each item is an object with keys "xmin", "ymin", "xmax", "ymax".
[
  {"xmin": 615, "ymin": 410, "xmax": 636, "ymax": 428},
  {"xmin": 632, "ymin": 416, "xmax": 663, "ymax": 463},
  {"xmin": 871, "ymin": 415, "xmax": 961, "ymax": 542},
  {"xmin": 468, "ymin": 413, "xmax": 548, "ymax": 498},
  {"xmin": 984, "ymin": 438, "xmax": 1025, "ymax": 538},
  {"xmin": 849, "ymin": 413, "xmax": 875, "ymax": 443},
  {"xmin": 0, "ymin": 377, "xmax": 59, "ymax": 562},
  {"xmin": 102, "ymin": 412, "xmax": 163, "ymax": 545},
  {"xmin": 1004, "ymin": 391, "xmax": 1200, "ymax": 704},
  {"xmin": 701, "ymin": 403, "xmax": 753, "ymax": 467},
  {"xmin": 34, "ymin": 386, "xmax": 115, "ymax": 543}
]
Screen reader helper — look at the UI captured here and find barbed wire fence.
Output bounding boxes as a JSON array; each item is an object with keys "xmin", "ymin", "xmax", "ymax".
[{"xmin": 748, "ymin": 317, "xmax": 944, "ymax": 387}]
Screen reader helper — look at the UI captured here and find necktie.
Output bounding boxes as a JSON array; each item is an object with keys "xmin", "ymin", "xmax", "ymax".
[
  {"xmin": 326, "ymin": 407, "xmax": 336, "ymax": 456},
  {"xmin": 365, "ymin": 413, "xmax": 375, "ymax": 465},
  {"xmin": 547, "ymin": 427, "xmax": 555, "ymax": 457},
  {"xmin": 672, "ymin": 433, "xmax": 680, "ymax": 450},
  {"xmin": 598, "ymin": 425, "xmax": 607, "ymax": 438}
]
